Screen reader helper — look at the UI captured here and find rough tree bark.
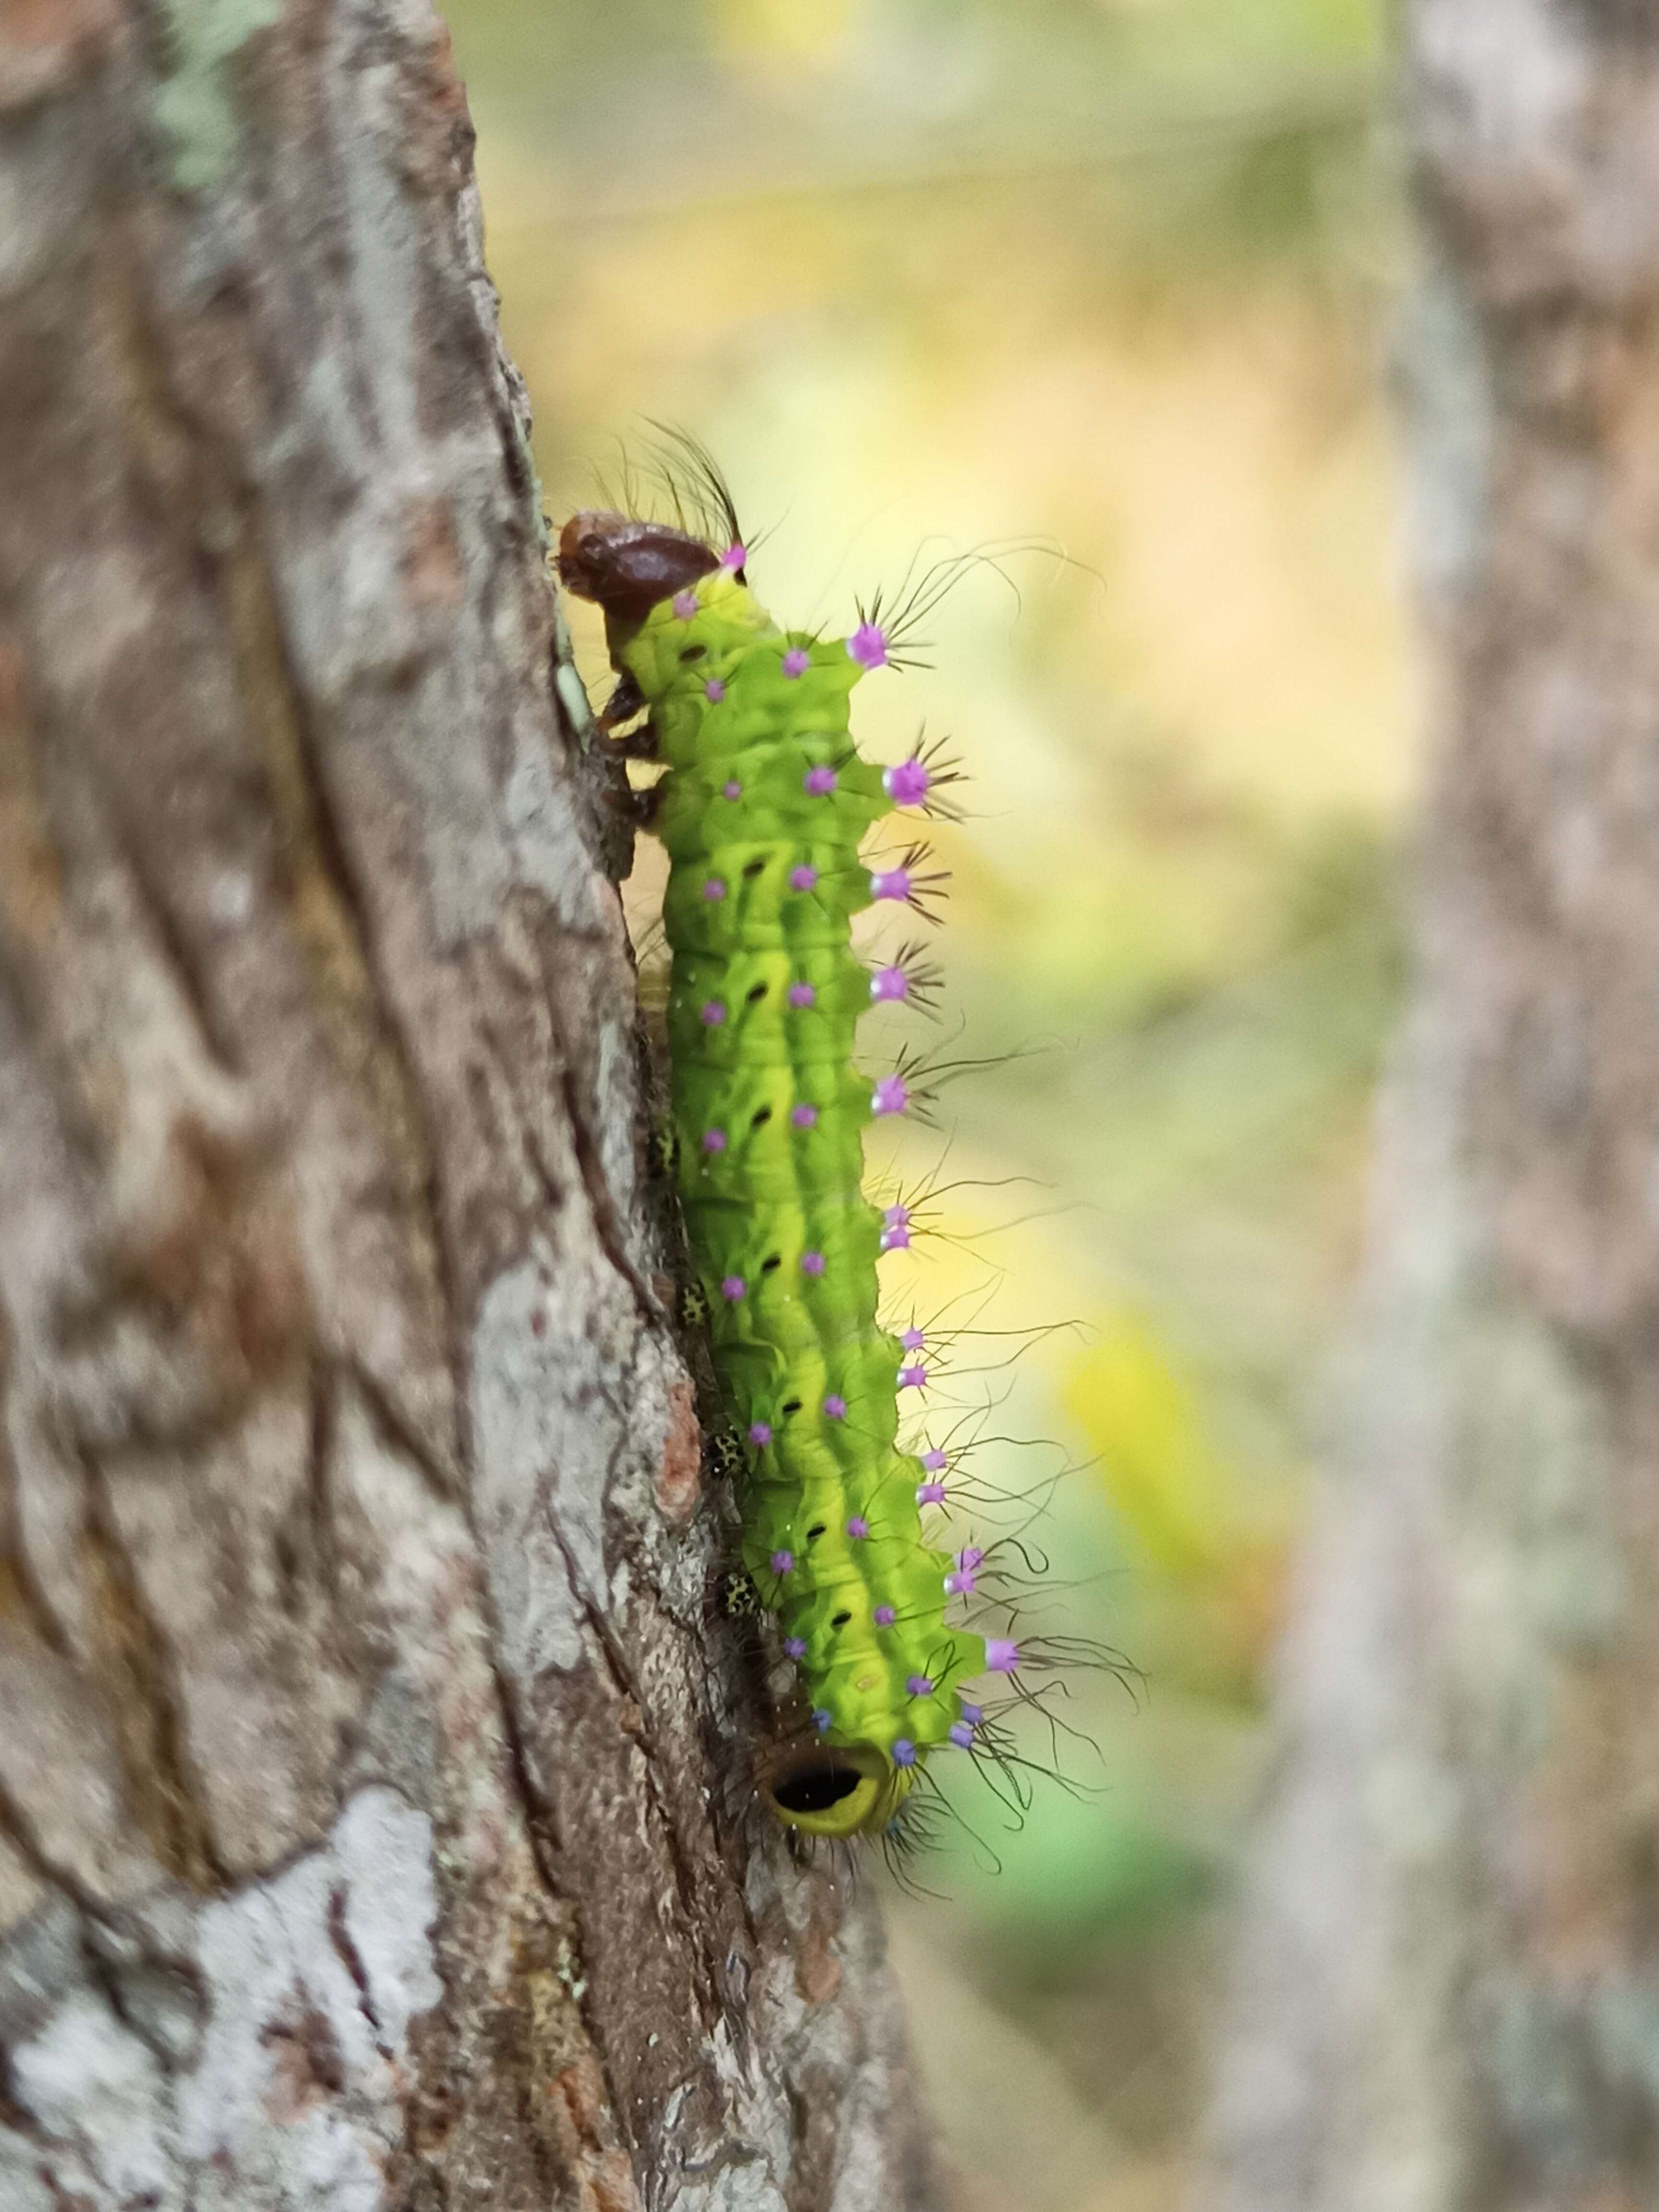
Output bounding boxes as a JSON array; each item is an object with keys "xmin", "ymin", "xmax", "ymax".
[
  {"xmin": 1202, "ymin": 5, "xmax": 1659, "ymax": 2210},
  {"xmin": 0, "ymin": 6, "xmax": 942, "ymax": 2209}
]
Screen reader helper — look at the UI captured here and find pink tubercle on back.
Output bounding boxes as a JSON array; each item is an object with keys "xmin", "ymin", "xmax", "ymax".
[
  {"xmin": 872, "ymin": 1073, "xmax": 909, "ymax": 1118},
  {"xmin": 790, "ymin": 1103, "xmax": 819, "ymax": 1130},
  {"xmin": 901, "ymin": 1326, "xmax": 925, "ymax": 1352},
  {"xmin": 898, "ymin": 1363, "xmax": 926, "ymax": 1390},
  {"xmin": 700, "ymin": 999, "xmax": 726, "ymax": 1025},
  {"xmin": 702, "ymin": 1128, "xmax": 727, "ymax": 1154},
  {"xmin": 800, "ymin": 1250, "xmax": 826, "ymax": 1277},
  {"xmin": 883, "ymin": 757, "xmax": 930, "ymax": 805},
  {"xmin": 986, "ymin": 1638, "xmax": 1021, "ymax": 1673},
  {"xmin": 721, "ymin": 542, "xmax": 746, "ymax": 570},
  {"xmin": 874, "ymin": 1605, "xmax": 897, "ymax": 1627},
  {"xmin": 722, "ymin": 779, "xmax": 742, "ymax": 800},
  {"xmin": 782, "ymin": 647, "xmax": 810, "ymax": 679},
  {"xmin": 788, "ymin": 982, "xmax": 816, "ymax": 1009},
  {"xmin": 870, "ymin": 964, "xmax": 909, "ymax": 1003},
  {"xmin": 916, "ymin": 1479, "xmax": 947, "ymax": 1506},
  {"xmin": 869, "ymin": 866, "xmax": 911, "ymax": 903},
  {"xmin": 847, "ymin": 621, "xmax": 888, "ymax": 670},
  {"xmin": 920, "ymin": 1447, "xmax": 948, "ymax": 1472},
  {"xmin": 721, "ymin": 1275, "xmax": 745, "ymax": 1302},
  {"xmin": 748, "ymin": 1421, "xmax": 772, "ymax": 1447},
  {"xmin": 703, "ymin": 876, "xmax": 727, "ymax": 902},
  {"xmin": 789, "ymin": 864, "xmax": 818, "ymax": 892},
  {"xmin": 823, "ymin": 1394, "xmax": 847, "ymax": 1420},
  {"xmin": 673, "ymin": 589, "xmax": 699, "ymax": 620},
  {"xmin": 803, "ymin": 765, "xmax": 839, "ymax": 796},
  {"xmin": 704, "ymin": 678, "xmax": 727, "ymax": 704},
  {"xmin": 880, "ymin": 1203, "xmax": 911, "ymax": 1251}
]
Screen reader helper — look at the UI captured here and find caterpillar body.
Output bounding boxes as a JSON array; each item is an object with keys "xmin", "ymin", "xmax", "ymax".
[{"xmin": 560, "ymin": 489, "xmax": 1027, "ymax": 1844}]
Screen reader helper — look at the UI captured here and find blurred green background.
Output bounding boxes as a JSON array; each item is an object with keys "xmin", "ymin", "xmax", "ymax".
[{"xmin": 443, "ymin": 2, "xmax": 1408, "ymax": 2204}]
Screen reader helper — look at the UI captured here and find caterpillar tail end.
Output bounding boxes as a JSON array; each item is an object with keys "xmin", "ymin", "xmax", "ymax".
[{"xmin": 761, "ymin": 1741, "xmax": 917, "ymax": 1838}]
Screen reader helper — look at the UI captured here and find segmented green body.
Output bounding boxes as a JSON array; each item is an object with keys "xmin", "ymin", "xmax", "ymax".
[{"xmin": 623, "ymin": 569, "xmax": 986, "ymax": 1810}]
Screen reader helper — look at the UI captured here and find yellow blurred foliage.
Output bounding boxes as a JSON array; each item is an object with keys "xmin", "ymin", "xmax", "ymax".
[
  {"xmin": 710, "ymin": 0, "xmax": 854, "ymax": 68},
  {"xmin": 1066, "ymin": 1312, "xmax": 1291, "ymax": 1686}
]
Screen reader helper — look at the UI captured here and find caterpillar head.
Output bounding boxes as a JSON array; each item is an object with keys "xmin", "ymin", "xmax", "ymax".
[
  {"xmin": 558, "ymin": 511, "xmax": 720, "ymax": 625},
  {"xmin": 761, "ymin": 1740, "xmax": 916, "ymax": 1838}
]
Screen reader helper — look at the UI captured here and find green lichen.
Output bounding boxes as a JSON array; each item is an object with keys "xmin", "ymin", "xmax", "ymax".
[{"xmin": 153, "ymin": 0, "xmax": 283, "ymax": 193}]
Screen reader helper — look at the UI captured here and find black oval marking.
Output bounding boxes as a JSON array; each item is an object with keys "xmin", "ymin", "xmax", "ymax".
[
  {"xmin": 774, "ymin": 1763, "xmax": 861, "ymax": 1815},
  {"xmin": 747, "ymin": 982, "xmax": 767, "ymax": 1002},
  {"xmin": 743, "ymin": 859, "xmax": 766, "ymax": 879},
  {"xmin": 761, "ymin": 1254, "xmax": 781, "ymax": 1273},
  {"xmin": 831, "ymin": 1610, "xmax": 852, "ymax": 1629},
  {"xmin": 751, "ymin": 1107, "xmax": 772, "ymax": 1128},
  {"xmin": 782, "ymin": 1397, "xmax": 803, "ymax": 1415},
  {"xmin": 680, "ymin": 643, "xmax": 707, "ymax": 662}
]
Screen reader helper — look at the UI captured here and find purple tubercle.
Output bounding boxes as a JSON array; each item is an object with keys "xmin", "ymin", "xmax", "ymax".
[
  {"xmin": 870, "ymin": 964, "xmax": 909, "ymax": 1003},
  {"xmin": 898, "ymin": 1362, "xmax": 926, "ymax": 1390},
  {"xmin": 771, "ymin": 1549, "xmax": 795, "ymax": 1576},
  {"xmin": 722, "ymin": 778, "xmax": 742, "ymax": 800},
  {"xmin": 673, "ymin": 589, "xmax": 699, "ymax": 620},
  {"xmin": 916, "ymin": 1480, "xmax": 947, "ymax": 1506},
  {"xmin": 813, "ymin": 1708, "xmax": 832, "ymax": 1733},
  {"xmin": 721, "ymin": 1275, "xmax": 746, "ymax": 1303},
  {"xmin": 847, "ymin": 621, "xmax": 889, "ymax": 671},
  {"xmin": 901, "ymin": 1326, "xmax": 926, "ymax": 1352},
  {"xmin": 946, "ymin": 1544, "xmax": 985, "ymax": 1598},
  {"xmin": 782, "ymin": 647, "xmax": 810, "ymax": 679},
  {"xmin": 703, "ymin": 876, "xmax": 727, "ymax": 902},
  {"xmin": 800, "ymin": 1250, "xmax": 826, "ymax": 1277},
  {"xmin": 949, "ymin": 1721, "xmax": 976, "ymax": 1750},
  {"xmin": 721, "ymin": 541, "xmax": 746, "ymax": 570},
  {"xmin": 986, "ymin": 1638, "xmax": 1021, "ymax": 1673},
  {"xmin": 748, "ymin": 1421, "xmax": 773, "ymax": 1447},
  {"xmin": 791, "ymin": 1103, "xmax": 819, "ymax": 1130},
  {"xmin": 905, "ymin": 1674, "xmax": 934, "ymax": 1699},
  {"xmin": 880, "ymin": 1203, "xmax": 911, "ymax": 1252},
  {"xmin": 789, "ymin": 864, "xmax": 818, "ymax": 893},
  {"xmin": 872, "ymin": 1073, "xmax": 909, "ymax": 1118},
  {"xmin": 883, "ymin": 757, "xmax": 930, "ymax": 805},
  {"xmin": 874, "ymin": 1605, "xmax": 897, "ymax": 1627},
  {"xmin": 869, "ymin": 866, "xmax": 911, "ymax": 903},
  {"xmin": 803, "ymin": 765, "xmax": 839, "ymax": 797},
  {"xmin": 891, "ymin": 1737, "xmax": 916, "ymax": 1767},
  {"xmin": 701, "ymin": 1128, "xmax": 727, "ymax": 1155},
  {"xmin": 784, "ymin": 1635, "xmax": 807, "ymax": 1659},
  {"xmin": 704, "ymin": 678, "xmax": 727, "ymax": 704},
  {"xmin": 846, "ymin": 1515, "xmax": 870, "ymax": 1540},
  {"xmin": 824, "ymin": 1394, "xmax": 847, "ymax": 1420},
  {"xmin": 959, "ymin": 1702, "xmax": 984, "ymax": 1727},
  {"xmin": 701, "ymin": 999, "xmax": 727, "ymax": 1026},
  {"xmin": 788, "ymin": 982, "xmax": 817, "ymax": 1009},
  {"xmin": 920, "ymin": 1447, "xmax": 948, "ymax": 1472}
]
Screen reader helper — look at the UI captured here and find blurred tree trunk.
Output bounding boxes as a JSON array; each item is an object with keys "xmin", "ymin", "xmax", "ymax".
[
  {"xmin": 0, "ymin": 7, "xmax": 941, "ymax": 2210},
  {"xmin": 1202, "ymin": 6, "xmax": 1659, "ymax": 2210}
]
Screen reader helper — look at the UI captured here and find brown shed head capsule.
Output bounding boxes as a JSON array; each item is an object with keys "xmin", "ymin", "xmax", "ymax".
[{"xmin": 557, "ymin": 510, "xmax": 721, "ymax": 626}]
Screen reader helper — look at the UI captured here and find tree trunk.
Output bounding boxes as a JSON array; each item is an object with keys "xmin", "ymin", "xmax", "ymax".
[
  {"xmin": 0, "ymin": 8, "xmax": 941, "ymax": 2209},
  {"xmin": 1202, "ymin": 6, "xmax": 1659, "ymax": 2209}
]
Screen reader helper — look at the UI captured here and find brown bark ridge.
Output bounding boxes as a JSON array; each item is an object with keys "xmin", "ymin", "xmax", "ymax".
[
  {"xmin": 1201, "ymin": 5, "xmax": 1659, "ymax": 2210},
  {"xmin": 0, "ymin": 6, "xmax": 944, "ymax": 2209}
]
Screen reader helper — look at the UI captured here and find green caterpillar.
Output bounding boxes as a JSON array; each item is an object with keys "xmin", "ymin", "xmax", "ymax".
[{"xmin": 559, "ymin": 480, "xmax": 1022, "ymax": 1841}]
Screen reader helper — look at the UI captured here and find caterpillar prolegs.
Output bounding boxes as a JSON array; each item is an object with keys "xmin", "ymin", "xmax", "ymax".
[{"xmin": 560, "ymin": 486, "xmax": 1036, "ymax": 1842}]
